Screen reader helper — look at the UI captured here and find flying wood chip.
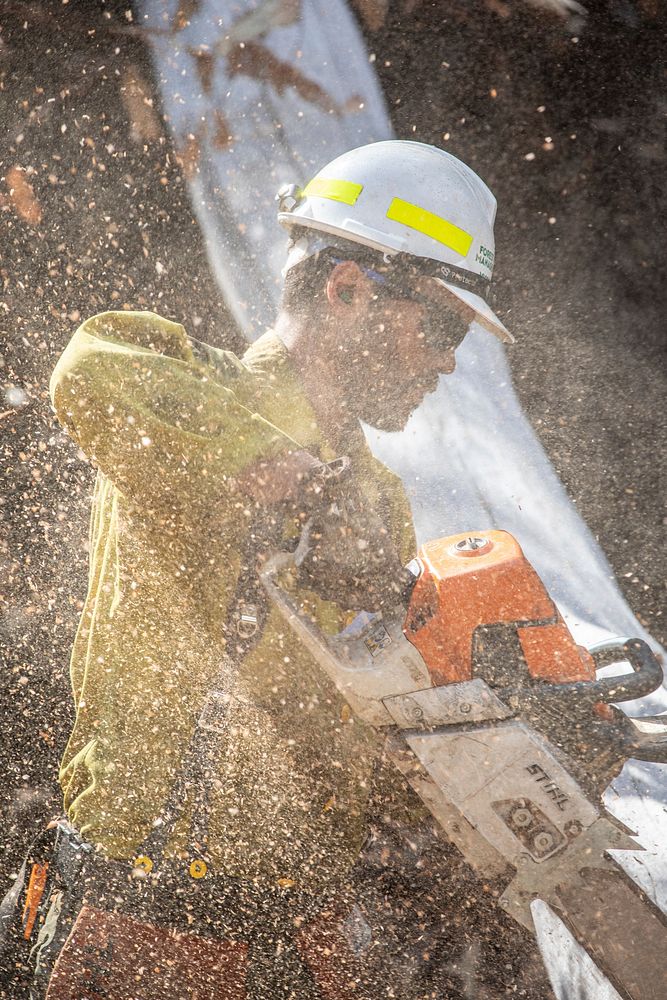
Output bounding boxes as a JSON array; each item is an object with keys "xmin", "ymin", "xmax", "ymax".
[
  {"xmin": 212, "ymin": 110, "xmax": 234, "ymax": 151},
  {"xmin": 120, "ymin": 67, "xmax": 162, "ymax": 144},
  {"xmin": 227, "ymin": 41, "xmax": 341, "ymax": 116},
  {"xmin": 350, "ymin": 0, "xmax": 389, "ymax": 32},
  {"xmin": 173, "ymin": 0, "xmax": 202, "ymax": 32},
  {"xmin": 5, "ymin": 166, "xmax": 42, "ymax": 226},
  {"xmin": 189, "ymin": 49, "xmax": 216, "ymax": 95},
  {"xmin": 175, "ymin": 133, "xmax": 202, "ymax": 179}
]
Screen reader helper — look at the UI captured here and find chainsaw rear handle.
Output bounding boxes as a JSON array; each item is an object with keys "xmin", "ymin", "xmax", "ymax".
[{"xmin": 534, "ymin": 638, "xmax": 663, "ymax": 705}]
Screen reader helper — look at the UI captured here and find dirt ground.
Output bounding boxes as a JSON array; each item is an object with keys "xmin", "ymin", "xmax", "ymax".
[{"xmin": 0, "ymin": 0, "xmax": 664, "ymax": 995}]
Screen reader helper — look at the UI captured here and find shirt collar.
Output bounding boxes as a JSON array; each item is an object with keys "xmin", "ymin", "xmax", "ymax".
[{"xmin": 241, "ymin": 331, "xmax": 335, "ymax": 459}]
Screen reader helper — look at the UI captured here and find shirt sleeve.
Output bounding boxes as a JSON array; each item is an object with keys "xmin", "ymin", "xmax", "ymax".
[{"xmin": 50, "ymin": 311, "xmax": 302, "ymax": 521}]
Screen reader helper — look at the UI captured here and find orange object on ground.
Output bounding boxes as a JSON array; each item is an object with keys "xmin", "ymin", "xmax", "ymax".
[
  {"xmin": 404, "ymin": 530, "xmax": 596, "ymax": 687},
  {"xmin": 22, "ymin": 862, "xmax": 49, "ymax": 940},
  {"xmin": 46, "ymin": 905, "xmax": 249, "ymax": 1000},
  {"xmin": 45, "ymin": 900, "xmax": 364, "ymax": 1000}
]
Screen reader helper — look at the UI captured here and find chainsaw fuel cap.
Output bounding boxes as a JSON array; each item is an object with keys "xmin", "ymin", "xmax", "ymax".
[{"xmin": 451, "ymin": 536, "xmax": 493, "ymax": 557}]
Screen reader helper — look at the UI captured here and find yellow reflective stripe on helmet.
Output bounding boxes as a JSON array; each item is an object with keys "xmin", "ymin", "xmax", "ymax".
[
  {"xmin": 303, "ymin": 177, "xmax": 363, "ymax": 205},
  {"xmin": 386, "ymin": 197, "xmax": 473, "ymax": 257}
]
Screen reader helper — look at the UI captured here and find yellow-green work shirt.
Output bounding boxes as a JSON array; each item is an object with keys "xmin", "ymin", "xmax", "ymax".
[{"xmin": 50, "ymin": 311, "xmax": 416, "ymax": 892}]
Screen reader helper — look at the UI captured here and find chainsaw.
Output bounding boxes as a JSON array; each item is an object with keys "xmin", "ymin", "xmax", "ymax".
[{"xmin": 260, "ymin": 479, "xmax": 667, "ymax": 1000}]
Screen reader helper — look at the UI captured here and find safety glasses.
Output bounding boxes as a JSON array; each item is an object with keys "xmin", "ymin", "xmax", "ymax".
[
  {"xmin": 329, "ymin": 252, "xmax": 471, "ymax": 353},
  {"xmin": 363, "ymin": 270, "xmax": 470, "ymax": 353},
  {"xmin": 377, "ymin": 282, "xmax": 470, "ymax": 354}
]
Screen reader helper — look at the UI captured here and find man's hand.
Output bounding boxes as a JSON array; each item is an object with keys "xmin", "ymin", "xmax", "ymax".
[
  {"xmin": 235, "ymin": 450, "xmax": 410, "ymax": 611},
  {"xmin": 233, "ymin": 449, "xmax": 324, "ymax": 505},
  {"xmin": 293, "ymin": 482, "xmax": 412, "ymax": 613}
]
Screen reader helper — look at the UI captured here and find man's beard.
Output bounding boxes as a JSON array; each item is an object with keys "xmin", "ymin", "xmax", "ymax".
[{"xmin": 355, "ymin": 375, "xmax": 440, "ymax": 432}]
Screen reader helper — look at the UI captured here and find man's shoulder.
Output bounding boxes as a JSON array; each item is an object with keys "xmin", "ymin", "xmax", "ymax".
[
  {"xmin": 78, "ymin": 310, "xmax": 194, "ymax": 360},
  {"xmin": 188, "ymin": 336, "xmax": 248, "ymax": 385}
]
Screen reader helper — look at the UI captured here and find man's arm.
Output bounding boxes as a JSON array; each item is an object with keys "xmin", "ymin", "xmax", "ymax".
[{"xmin": 50, "ymin": 311, "xmax": 302, "ymax": 520}]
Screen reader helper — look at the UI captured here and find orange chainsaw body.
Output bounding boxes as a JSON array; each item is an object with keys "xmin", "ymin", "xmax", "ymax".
[{"xmin": 404, "ymin": 529, "xmax": 596, "ymax": 688}]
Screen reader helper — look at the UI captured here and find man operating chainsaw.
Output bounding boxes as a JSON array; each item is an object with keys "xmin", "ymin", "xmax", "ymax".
[{"xmin": 5, "ymin": 141, "xmax": 555, "ymax": 999}]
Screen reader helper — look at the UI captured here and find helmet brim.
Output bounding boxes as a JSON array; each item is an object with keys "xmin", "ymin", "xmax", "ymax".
[{"xmin": 434, "ymin": 279, "xmax": 514, "ymax": 344}]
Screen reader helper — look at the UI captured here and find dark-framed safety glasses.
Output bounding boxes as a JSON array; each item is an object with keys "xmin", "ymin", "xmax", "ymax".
[{"xmin": 329, "ymin": 251, "xmax": 473, "ymax": 354}]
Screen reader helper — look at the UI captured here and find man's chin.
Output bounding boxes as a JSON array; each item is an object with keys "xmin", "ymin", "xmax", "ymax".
[
  {"xmin": 361, "ymin": 383, "xmax": 440, "ymax": 432},
  {"xmin": 362, "ymin": 401, "xmax": 420, "ymax": 433}
]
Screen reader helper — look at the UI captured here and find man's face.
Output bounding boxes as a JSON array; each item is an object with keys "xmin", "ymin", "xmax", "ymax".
[{"xmin": 336, "ymin": 270, "xmax": 472, "ymax": 432}]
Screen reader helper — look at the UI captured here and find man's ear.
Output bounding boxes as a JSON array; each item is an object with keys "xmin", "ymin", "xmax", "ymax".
[{"xmin": 325, "ymin": 260, "xmax": 365, "ymax": 309}]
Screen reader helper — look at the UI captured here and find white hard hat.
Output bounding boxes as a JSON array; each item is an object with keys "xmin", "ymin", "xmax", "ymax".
[{"xmin": 277, "ymin": 140, "xmax": 512, "ymax": 344}]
